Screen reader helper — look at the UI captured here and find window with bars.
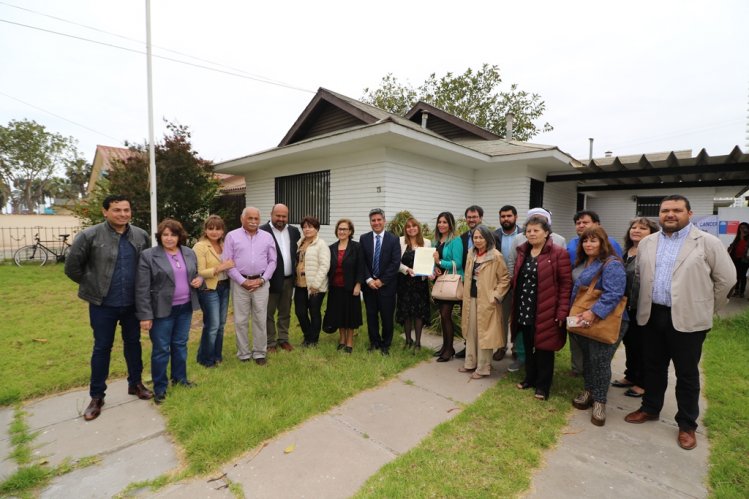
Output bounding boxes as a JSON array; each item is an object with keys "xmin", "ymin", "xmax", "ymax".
[
  {"xmin": 275, "ymin": 170, "xmax": 330, "ymax": 225},
  {"xmin": 635, "ymin": 196, "xmax": 662, "ymax": 217}
]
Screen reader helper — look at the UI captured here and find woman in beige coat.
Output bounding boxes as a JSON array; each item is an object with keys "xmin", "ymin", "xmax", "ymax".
[
  {"xmin": 460, "ymin": 225, "xmax": 511, "ymax": 378},
  {"xmin": 295, "ymin": 216, "xmax": 330, "ymax": 347}
]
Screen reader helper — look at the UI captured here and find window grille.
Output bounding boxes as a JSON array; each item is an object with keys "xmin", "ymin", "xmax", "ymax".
[{"xmin": 275, "ymin": 170, "xmax": 330, "ymax": 225}]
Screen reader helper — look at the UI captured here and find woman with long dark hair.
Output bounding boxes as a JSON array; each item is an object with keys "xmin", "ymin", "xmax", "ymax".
[
  {"xmin": 611, "ymin": 217, "xmax": 659, "ymax": 397},
  {"xmin": 431, "ymin": 211, "xmax": 464, "ymax": 362},
  {"xmin": 570, "ymin": 226, "xmax": 627, "ymax": 426}
]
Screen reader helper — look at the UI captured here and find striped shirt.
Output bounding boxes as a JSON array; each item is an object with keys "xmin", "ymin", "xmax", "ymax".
[{"xmin": 652, "ymin": 223, "xmax": 692, "ymax": 307}]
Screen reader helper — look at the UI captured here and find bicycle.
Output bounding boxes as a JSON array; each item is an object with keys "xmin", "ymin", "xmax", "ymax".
[{"xmin": 14, "ymin": 233, "xmax": 73, "ymax": 266}]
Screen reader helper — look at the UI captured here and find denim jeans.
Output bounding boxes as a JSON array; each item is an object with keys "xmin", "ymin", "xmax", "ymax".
[
  {"xmin": 149, "ymin": 302, "xmax": 193, "ymax": 396},
  {"xmin": 89, "ymin": 304, "xmax": 143, "ymax": 399},
  {"xmin": 197, "ymin": 280, "xmax": 229, "ymax": 366}
]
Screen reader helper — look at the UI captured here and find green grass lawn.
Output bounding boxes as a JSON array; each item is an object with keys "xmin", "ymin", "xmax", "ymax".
[{"xmin": 2, "ymin": 265, "xmax": 748, "ymax": 497}]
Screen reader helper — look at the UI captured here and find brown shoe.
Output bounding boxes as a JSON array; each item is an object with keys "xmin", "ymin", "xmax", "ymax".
[
  {"xmin": 83, "ymin": 398, "xmax": 104, "ymax": 421},
  {"xmin": 624, "ymin": 409, "xmax": 659, "ymax": 424},
  {"xmin": 267, "ymin": 346, "xmax": 278, "ymax": 353},
  {"xmin": 128, "ymin": 383, "xmax": 154, "ymax": 400},
  {"xmin": 678, "ymin": 429, "xmax": 697, "ymax": 450},
  {"xmin": 492, "ymin": 347, "xmax": 506, "ymax": 362},
  {"xmin": 255, "ymin": 357, "xmax": 267, "ymax": 366},
  {"xmin": 279, "ymin": 342, "xmax": 294, "ymax": 352}
]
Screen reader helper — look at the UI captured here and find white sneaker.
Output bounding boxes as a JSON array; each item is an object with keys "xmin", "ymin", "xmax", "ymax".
[{"xmin": 507, "ymin": 359, "xmax": 524, "ymax": 372}]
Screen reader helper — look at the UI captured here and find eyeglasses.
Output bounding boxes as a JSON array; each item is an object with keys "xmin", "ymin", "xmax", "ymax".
[
  {"xmin": 337, "ymin": 227, "xmax": 351, "ymax": 232},
  {"xmin": 170, "ymin": 254, "xmax": 181, "ymax": 269}
]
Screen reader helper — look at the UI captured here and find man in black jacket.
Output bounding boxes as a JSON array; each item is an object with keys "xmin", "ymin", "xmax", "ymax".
[
  {"xmin": 64, "ymin": 194, "xmax": 153, "ymax": 421},
  {"xmin": 260, "ymin": 204, "xmax": 301, "ymax": 352}
]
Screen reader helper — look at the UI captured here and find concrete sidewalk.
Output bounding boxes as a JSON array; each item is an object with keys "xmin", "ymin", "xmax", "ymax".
[{"xmin": 2, "ymin": 296, "xmax": 743, "ymax": 497}]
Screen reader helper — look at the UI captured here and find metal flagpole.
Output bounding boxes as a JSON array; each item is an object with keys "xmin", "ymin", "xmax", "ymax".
[{"xmin": 145, "ymin": 0, "xmax": 158, "ymax": 245}]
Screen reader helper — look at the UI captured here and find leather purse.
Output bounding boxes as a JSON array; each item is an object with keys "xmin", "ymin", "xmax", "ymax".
[
  {"xmin": 567, "ymin": 268, "xmax": 627, "ymax": 345},
  {"xmin": 432, "ymin": 262, "xmax": 463, "ymax": 302}
]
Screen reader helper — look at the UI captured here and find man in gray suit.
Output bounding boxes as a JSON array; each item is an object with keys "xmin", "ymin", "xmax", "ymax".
[{"xmin": 624, "ymin": 195, "xmax": 735, "ymax": 451}]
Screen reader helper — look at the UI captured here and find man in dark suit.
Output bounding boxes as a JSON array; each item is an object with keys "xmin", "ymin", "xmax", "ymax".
[
  {"xmin": 260, "ymin": 204, "xmax": 301, "ymax": 352},
  {"xmin": 360, "ymin": 208, "xmax": 401, "ymax": 355}
]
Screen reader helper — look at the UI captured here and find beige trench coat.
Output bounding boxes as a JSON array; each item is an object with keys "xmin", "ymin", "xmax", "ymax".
[{"xmin": 461, "ymin": 248, "xmax": 511, "ymax": 350}]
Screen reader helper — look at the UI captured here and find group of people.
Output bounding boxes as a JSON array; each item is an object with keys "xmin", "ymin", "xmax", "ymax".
[{"xmin": 66, "ymin": 194, "xmax": 737, "ymax": 452}]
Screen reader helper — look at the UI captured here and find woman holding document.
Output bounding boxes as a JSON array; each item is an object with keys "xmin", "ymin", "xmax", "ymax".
[{"xmin": 396, "ymin": 217, "xmax": 432, "ymax": 351}]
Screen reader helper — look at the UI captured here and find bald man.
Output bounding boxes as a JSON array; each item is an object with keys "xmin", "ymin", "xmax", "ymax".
[{"xmin": 224, "ymin": 207, "xmax": 277, "ymax": 365}]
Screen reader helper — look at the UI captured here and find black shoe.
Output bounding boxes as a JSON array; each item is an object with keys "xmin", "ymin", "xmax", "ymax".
[
  {"xmin": 433, "ymin": 348, "xmax": 444, "ymax": 357},
  {"xmin": 381, "ymin": 347, "xmax": 390, "ymax": 356},
  {"xmin": 437, "ymin": 349, "xmax": 455, "ymax": 362},
  {"xmin": 455, "ymin": 348, "xmax": 466, "ymax": 359},
  {"xmin": 344, "ymin": 346, "xmax": 353, "ymax": 354},
  {"xmin": 337, "ymin": 343, "xmax": 345, "ymax": 351},
  {"xmin": 368, "ymin": 344, "xmax": 379, "ymax": 352},
  {"xmin": 154, "ymin": 393, "xmax": 166, "ymax": 405}
]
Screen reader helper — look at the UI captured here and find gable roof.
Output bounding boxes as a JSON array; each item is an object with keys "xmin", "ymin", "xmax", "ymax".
[
  {"xmin": 87, "ymin": 145, "xmax": 139, "ymax": 193},
  {"xmin": 404, "ymin": 101, "xmax": 502, "ymax": 141}
]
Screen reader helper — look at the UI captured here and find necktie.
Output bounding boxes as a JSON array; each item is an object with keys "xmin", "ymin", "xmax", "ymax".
[
  {"xmin": 373, "ymin": 234, "xmax": 381, "ymax": 277},
  {"xmin": 468, "ymin": 230, "xmax": 474, "ymax": 250}
]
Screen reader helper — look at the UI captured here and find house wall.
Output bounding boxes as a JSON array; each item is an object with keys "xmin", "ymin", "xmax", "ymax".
[
  {"xmin": 585, "ymin": 187, "xmax": 717, "ymax": 245},
  {"xmin": 475, "ymin": 165, "xmax": 530, "ymax": 230},
  {"xmin": 540, "ymin": 179, "xmax": 579, "ymax": 241}
]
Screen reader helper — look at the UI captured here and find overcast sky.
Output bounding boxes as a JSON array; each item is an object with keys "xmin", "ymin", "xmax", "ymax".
[{"xmin": 1, "ymin": 0, "xmax": 747, "ymax": 169}]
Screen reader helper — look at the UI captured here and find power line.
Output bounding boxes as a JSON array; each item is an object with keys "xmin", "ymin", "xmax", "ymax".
[
  {"xmin": 0, "ymin": 89, "xmax": 121, "ymax": 142},
  {"xmin": 0, "ymin": 18, "xmax": 315, "ymax": 94},
  {"xmin": 0, "ymin": 0, "xmax": 303, "ymax": 89},
  {"xmin": 606, "ymin": 118, "xmax": 745, "ymax": 150}
]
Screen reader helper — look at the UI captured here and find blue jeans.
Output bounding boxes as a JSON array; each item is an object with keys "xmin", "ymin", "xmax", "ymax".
[
  {"xmin": 197, "ymin": 280, "xmax": 229, "ymax": 366},
  {"xmin": 89, "ymin": 304, "xmax": 143, "ymax": 399},
  {"xmin": 149, "ymin": 303, "xmax": 193, "ymax": 396}
]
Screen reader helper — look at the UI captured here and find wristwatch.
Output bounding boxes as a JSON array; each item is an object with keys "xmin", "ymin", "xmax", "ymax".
[{"xmin": 259, "ymin": 277, "xmax": 265, "ymax": 285}]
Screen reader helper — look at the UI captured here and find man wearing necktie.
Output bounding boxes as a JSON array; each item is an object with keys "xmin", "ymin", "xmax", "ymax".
[{"xmin": 360, "ymin": 208, "xmax": 401, "ymax": 355}]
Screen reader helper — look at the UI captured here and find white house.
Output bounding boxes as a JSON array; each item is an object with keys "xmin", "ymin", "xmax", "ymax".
[{"xmin": 215, "ymin": 88, "xmax": 749, "ymax": 244}]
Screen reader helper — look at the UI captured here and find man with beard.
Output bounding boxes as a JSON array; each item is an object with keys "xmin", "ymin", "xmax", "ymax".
[
  {"xmin": 624, "ymin": 195, "xmax": 734, "ymax": 450},
  {"xmin": 491, "ymin": 205, "xmax": 521, "ymax": 361},
  {"xmin": 260, "ymin": 204, "xmax": 300, "ymax": 352}
]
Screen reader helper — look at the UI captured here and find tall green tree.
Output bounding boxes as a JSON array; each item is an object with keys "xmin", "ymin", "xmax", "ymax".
[
  {"xmin": 362, "ymin": 64, "xmax": 553, "ymax": 141},
  {"xmin": 0, "ymin": 119, "xmax": 79, "ymax": 212},
  {"xmin": 75, "ymin": 122, "xmax": 218, "ymax": 239}
]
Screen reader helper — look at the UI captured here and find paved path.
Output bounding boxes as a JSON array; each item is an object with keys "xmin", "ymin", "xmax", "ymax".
[{"xmin": 1, "ymin": 297, "xmax": 744, "ymax": 497}]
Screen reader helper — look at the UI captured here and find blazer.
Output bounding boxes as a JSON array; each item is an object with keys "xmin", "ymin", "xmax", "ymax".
[
  {"xmin": 328, "ymin": 240, "xmax": 366, "ymax": 292},
  {"xmin": 398, "ymin": 236, "xmax": 432, "ymax": 274},
  {"xmin": 433, "ymin": 236, "xmax": 464, "ymax": 277},
  {"xmin": 135, "ymin": 245, "xmax": 200, "ymax": 320},
  {"xmin": 360, "ymin": 230, "xmax": 401, "ymax": 296},
  {"xmin": 260, "ymin": 222, "xmax": 301, "ymax": 293},
  {"xmin": 193, "ymin": 239, "xmax": 226, "ymax": 290},
  {"xmin": 636, "ymin": 225, "xmax": 736, "ymax": 332},
  {"xmin": 298, "ymin": 235, "xmax": 330, "ymax": 292}
]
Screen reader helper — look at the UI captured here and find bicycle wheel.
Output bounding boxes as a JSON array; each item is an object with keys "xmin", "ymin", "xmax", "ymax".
[{"xmin": 14, "ymin": 245, "xmax": 49, "ymax": 266}]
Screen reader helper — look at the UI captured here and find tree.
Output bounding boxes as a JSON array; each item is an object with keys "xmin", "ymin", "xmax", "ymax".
[
  {"xmin": 0, "ymin": 119, "xmax": 79, "ymax": 213},
  {"xmin": 74, "ymin": 121, "xmax": 218, "ymax": 239},
  {"xmin": 362, "ymin": 64, "xmax": 553, "ymax": 141}
]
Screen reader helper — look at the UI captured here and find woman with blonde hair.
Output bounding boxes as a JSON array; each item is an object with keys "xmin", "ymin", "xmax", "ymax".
[
  {"xmin": 193, "ymin": 215, "xmax": 234, "ymax": 367},
  {"xmin": 397, "ymin": 217, "xmax": 431, "ymax": 351}
]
